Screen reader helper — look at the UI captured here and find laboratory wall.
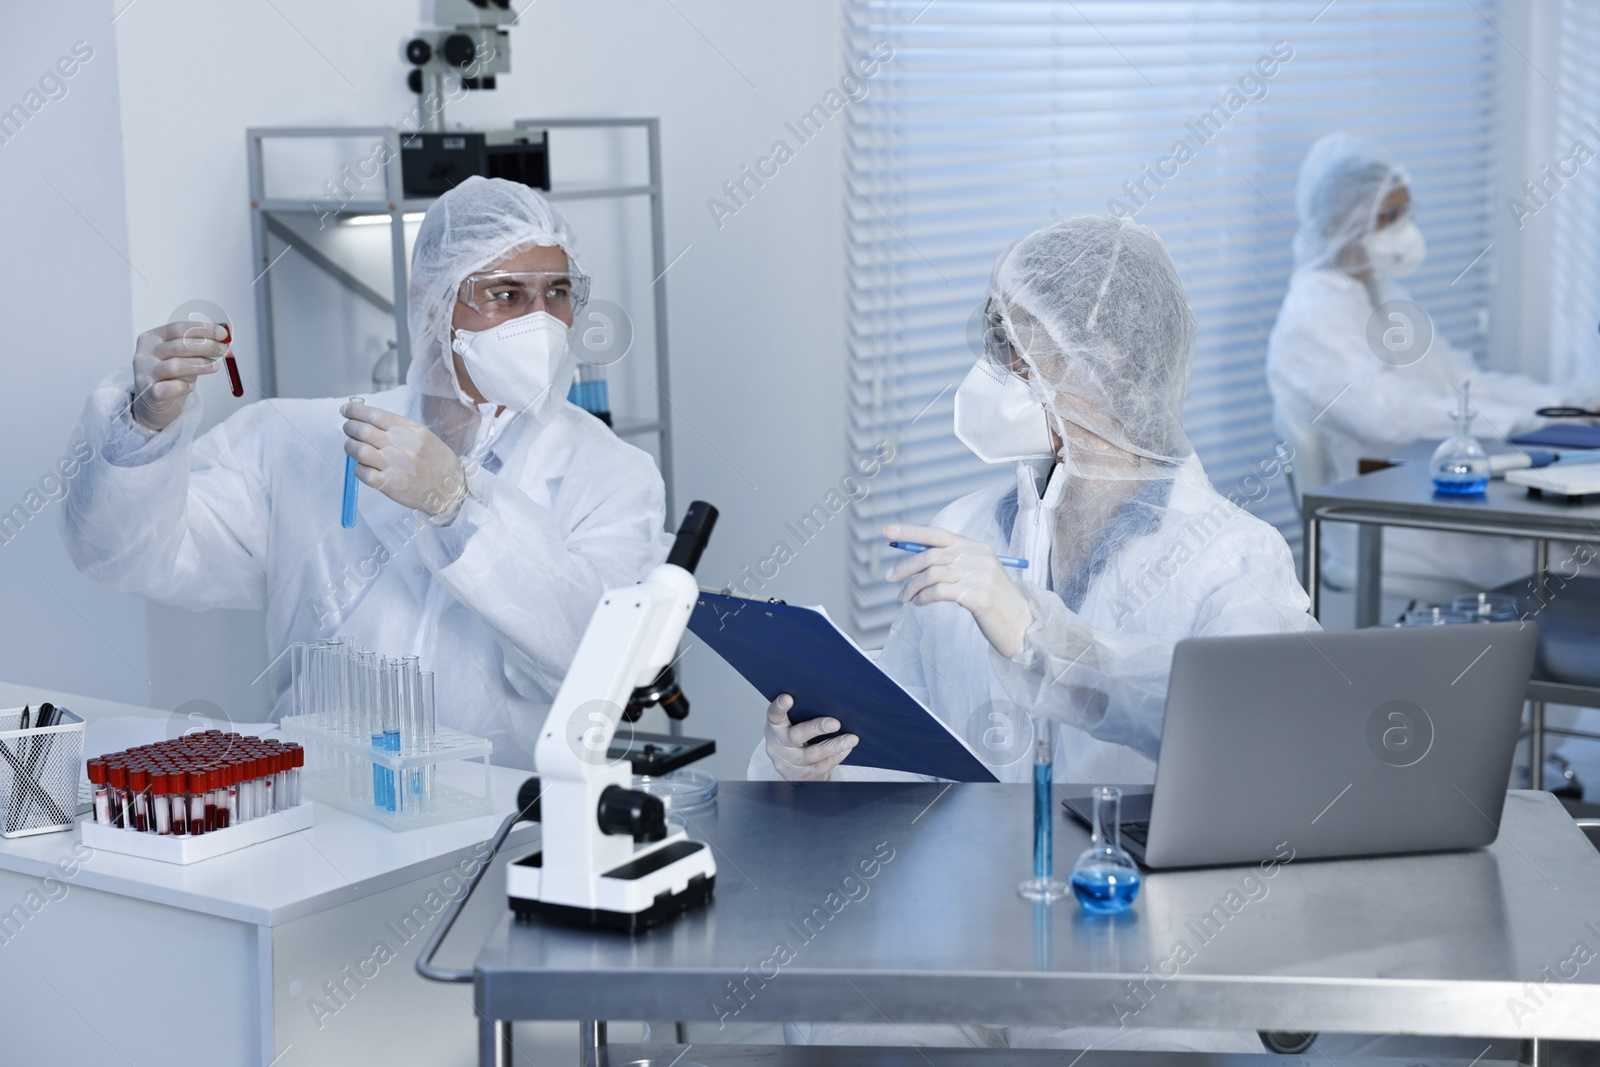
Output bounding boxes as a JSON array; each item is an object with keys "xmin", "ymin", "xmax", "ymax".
[
  {"xmin": 105, "ymin": 0, "xmax": 852, "ymax": 777},
  {"xmin": 0, "ymin": 2, "xmax": 151, "ymax": 705}
]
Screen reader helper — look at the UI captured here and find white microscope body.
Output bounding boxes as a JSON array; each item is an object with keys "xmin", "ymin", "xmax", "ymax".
[{"xmin": 507, "ymin": 507, "xmax": 717, "ymax": 932}]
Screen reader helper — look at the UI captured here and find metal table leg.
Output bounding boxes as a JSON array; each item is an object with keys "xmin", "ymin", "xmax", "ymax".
[
  {"xmin": 1306, "ymin": 515, "xmax": 1321, "ymax": 620},
  {"xmin": 1530, "ymin": 540, "xmax": 1550, "ymax": 791},
  {"xmin": 1530, "ymin": 702, "xmax": 1547, "ymax": 791},
  {"xmin": 582, "ymin": 1020, "xmax": 608, "ymax": 1067},
  {"xmin": 480, "ymin": 1019, "xmax": 514, "ymax": 1067},
  {"xmin": 1355, "ymin": 522, "xmax": 1382, "ymax": 628}
]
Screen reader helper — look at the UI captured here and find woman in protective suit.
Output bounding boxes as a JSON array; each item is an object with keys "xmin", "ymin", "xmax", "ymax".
[{"xmin": 752, "ymin": 214, "xmax": 1316, "ymax": 1054}]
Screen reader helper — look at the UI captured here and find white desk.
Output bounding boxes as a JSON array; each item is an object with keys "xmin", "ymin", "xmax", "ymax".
[{"xmin": 0, "ymin": 684, "xmax": 538, "ymax": 1067}]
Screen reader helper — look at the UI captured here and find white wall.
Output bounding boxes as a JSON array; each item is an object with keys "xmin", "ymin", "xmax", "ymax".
[
  {"xmin": 103, "ymin": 0, "xmax": 852, "ymax": 777},
  {"xmin": 0, "ymin": 1, "xmax": 151, "ymax": 706}
]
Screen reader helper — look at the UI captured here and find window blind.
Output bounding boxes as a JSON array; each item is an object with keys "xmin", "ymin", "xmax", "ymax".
[
  {"xmin": 1549, "ymin": 0, "xmax": 1600, "ymax": 384},
  {"xmin": 844, "ymin": 0, "xmax": 1500, "ymax": 642}
]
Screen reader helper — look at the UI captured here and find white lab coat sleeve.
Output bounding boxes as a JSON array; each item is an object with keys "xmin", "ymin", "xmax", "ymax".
[
  {"xmin": 1449, "ymin": 361, "xmax": 1568, "ymax": 438},
  {"xmin": 1281, "ymin": 309, "xmax": 1562, "ymax": 449},
  {"xmin": 413, "ymin": 448, "xmax": 668, "ymax": 698},
  {"xmin": 988, "ymin": 523, "xmax": 1315, "ymax": 763},
  {"xmin": 59, "ymin": 373, "xmax": 271, "ymax": 610}
]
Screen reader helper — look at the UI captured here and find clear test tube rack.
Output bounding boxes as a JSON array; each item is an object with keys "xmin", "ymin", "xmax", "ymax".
[{"xmin": 278, "ymin": 714, "xmax": 493, "ymax": 831}]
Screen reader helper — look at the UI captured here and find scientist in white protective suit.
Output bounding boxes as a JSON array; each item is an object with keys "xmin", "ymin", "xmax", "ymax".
[
  {"xmin": 750, "ymin": 215, "xmax": 1318, "ymax": 1054},
  {"xmin": 1267, "ymin": 132, "xmax": 1600, "ymax": 598},
  {"xmin": 59, "ymin": 177, "xmax": 669, "ymax": 769}
]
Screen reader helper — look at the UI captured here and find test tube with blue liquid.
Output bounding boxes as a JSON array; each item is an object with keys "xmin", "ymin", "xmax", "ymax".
[
  {"xmin": 341, "ymin": 397, "xmax": 362, "ymax": 528},
  {"xmin": 1017, "ymin": 725, "xmax": 1068, "ymax": 902},
  {"xmin": 382, "ymin": 660, "xmax": 401, "ymax": 812}
]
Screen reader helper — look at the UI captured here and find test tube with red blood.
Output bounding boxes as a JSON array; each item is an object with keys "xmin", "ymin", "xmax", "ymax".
[
  {"xmin": 128, "ymin": 768, "xmax": 150, "ymax": 833},
  {"xmin": 219, "ymin": 324, "xmax": 243, "ymax": 398},
  {"xmin": 169, "ymin": 768, "xmax": 188, "ymax": 836},
  {"xmin": 188, "ymin": 770, "xmax": 208, "ymax": 836},
  {"xmin": 152, "ymin": 773, "xmax": 172, "ymax": 836}
]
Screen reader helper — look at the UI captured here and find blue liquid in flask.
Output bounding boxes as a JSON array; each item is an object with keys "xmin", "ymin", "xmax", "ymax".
[{"xmin": 1070, "ymin": 865, "xmax": 1142, "ymax": 914}]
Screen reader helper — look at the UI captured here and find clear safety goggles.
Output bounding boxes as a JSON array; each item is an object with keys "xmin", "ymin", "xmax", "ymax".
[
  {"xmin": 980, "ymin": 304, "xmax": 1032, "ymax": 380},
  {"xmin": 457, "ymin": 269, "xmax": 591, "ymax": 322}
]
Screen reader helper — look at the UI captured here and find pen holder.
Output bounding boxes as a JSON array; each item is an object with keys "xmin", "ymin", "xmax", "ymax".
[{"xmin": 0, "ymin": 707, "xmax": 86, "ymax": 839}]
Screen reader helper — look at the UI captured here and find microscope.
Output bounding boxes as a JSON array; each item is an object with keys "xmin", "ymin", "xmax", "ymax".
[{"xmin": 506, "ymin": 503, "xmax": 718, "ymax": 932}]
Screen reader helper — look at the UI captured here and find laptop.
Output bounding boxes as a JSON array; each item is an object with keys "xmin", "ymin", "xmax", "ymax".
[{"xmin": 1064, "ymin": 621, "xmax": 1538, "ymax": 870}]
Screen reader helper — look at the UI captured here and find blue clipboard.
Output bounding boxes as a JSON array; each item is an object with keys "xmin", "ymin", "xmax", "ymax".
[
  {"xmin": 688, "ymin": 591, "xmax": 997, "ymax": 782},
  {"xmin": 1508, "ymin": 424, "xmax": 1600, "ymax": 451}
]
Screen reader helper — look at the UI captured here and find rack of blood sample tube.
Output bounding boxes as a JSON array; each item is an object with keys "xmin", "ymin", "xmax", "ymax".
[{"xmin": 86, "ymin": 731, "xmax": 303, "ymax": 837}]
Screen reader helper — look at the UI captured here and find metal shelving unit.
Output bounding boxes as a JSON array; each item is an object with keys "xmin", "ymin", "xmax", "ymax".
[{"xmin": 245, "ymin": 119, "xmax": 675, "ymax": 517}]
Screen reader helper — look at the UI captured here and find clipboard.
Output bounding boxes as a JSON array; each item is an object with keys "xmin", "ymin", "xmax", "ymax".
[
  {"xmin": 1508, "ymin": 425, "xmax": 1600, "ymax": 451},
  {"xmin": 687, "ymin": 591, "xmax": 998, "ymax": 782}
]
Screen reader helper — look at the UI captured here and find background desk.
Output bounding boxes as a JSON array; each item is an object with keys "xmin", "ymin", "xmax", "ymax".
[
  {"xmin": 1302, "ymin": 464, "xmax": 1600, "ymax": 787},
  {"xmin": 0, "ymin": 683, "xmax": 539, "ymax": 1067},
  {"xmin": 475, "ymin": 782, "xmax": 1600, "ymax": 1064}
]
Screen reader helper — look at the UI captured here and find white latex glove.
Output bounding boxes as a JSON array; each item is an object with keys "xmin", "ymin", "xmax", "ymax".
[
  {"xmin": 342, "ymin": 401, "xmax": 468, "ymax": 518},
  {"xmin": 883, "ymin": 523, "xmax": 1033, "ymax": 658},
  {"xmin": 764, "ymin": 694, "xmax": 858, "ymax": 781},
  {"xmin": 131, "ymin": 321, "xmax": 226, "ymax": 432}
]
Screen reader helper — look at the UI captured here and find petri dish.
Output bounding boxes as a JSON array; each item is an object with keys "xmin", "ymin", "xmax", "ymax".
[
  {"xmin": 1451, "ymin": 592, "xmax": 1520, "ymax": 622},
  {"xmin": 633, "ymin": 768, "xmax": 717, "ymax": 814},
  {"xmin": 1398, "ymin": 606, "xmax": 1475, "ymax": 627}
]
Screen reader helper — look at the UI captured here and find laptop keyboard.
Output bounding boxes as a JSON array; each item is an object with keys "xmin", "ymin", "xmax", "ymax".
[{"xmin": 1120, "ymin": 821, "xmax": 1150, "ymax": 848}]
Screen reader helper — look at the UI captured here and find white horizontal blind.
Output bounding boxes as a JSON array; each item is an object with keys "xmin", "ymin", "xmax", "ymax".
[
  {"xmin": 1550, "ymin": 0, "xmax": 1600, "ymax": 384},
  {"xmin": 845, "ymin": 0, "xmax": 1499, "ymax": 642}
]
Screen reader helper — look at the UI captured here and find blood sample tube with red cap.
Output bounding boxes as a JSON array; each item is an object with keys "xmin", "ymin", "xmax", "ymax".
[
  {"xmin": 286, "ymin": 744, "xmax": 304, "ymax": 808},
  {"xmin": 188, "ymin": 770, "xmax": 208, "ymax": 836},
  {"xmin": 215, "ymin": 323, "xmax": 243, "ymax": 397},
  {"xmin": 169, "ymin": 768, "xmax": 188, "ymax": 835},
  {"xmin": 270, "ymin": 749, "xmax": 287, "ymax": 812},
  {"xmin": 87, "ymin": 760, "xmax": 112, "ymax": 826},
  {"xmin": 152, "ymin": 773, "xmax": 172, "ymax": 835},
  {"xmin": 128, "ymin": 768, "xmax": 150, "ymax": 833},
  {"xmin": 107, "ymin": 764, "xmax": 130, "ymax": 829},
  {"xmin": 208, "ymin": 766, "xmax": 227, "ymax": 830},
  {"xmin": 224, "ymin": 762, "xmax": 240, "ymax": 827}
]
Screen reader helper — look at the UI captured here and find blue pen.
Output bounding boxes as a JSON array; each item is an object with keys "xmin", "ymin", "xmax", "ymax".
[
  {"xmin": 341, "ymin": 397, "xmax": 362, "ymax": 529},
  {"xmin": 889, "ymin": 541, "xmax": 1029, "ymax": 569}
]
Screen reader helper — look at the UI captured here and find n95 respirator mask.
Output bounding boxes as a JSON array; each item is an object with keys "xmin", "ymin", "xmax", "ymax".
[
  {"xmin": 953, "ymin": 360, "xmax": 1057, "ymax": 464},
  {"xmin": 451, "ymin": 310, "xmax": 570, "ymax": 414}
]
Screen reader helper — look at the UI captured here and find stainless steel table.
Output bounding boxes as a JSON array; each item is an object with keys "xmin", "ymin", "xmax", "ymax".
[
  {"xmin": 1302, "ymin": 461, "xmax": 1600, "ymax": 786},
  {"xmin": 473, "ymin": 783, "xmax": 1600, "ymax": 1065}
]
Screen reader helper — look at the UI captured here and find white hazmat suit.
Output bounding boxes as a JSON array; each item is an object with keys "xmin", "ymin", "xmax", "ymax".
[
  {"xmin": 1266, "ymin": 133, "xmax": 1589, "ymax": 594},
  {"xmin": 755, "ymin": 216, "xmax": 1317, "ymax": 1053},
  {"xmin": 60, "ymin": 178, "xmax": 669, "ymax": 768}
]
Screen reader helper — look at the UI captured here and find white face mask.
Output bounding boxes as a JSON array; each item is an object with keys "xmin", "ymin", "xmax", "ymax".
[
  {"xmin": 953, "ymin": 361, "xmax": 1057, "ymax": 464},
  {"xmin": 451, "ymin": 310, "xmax": 569, "ymax": 414},
  {"xmin": 1363, "ymin": 217, "xmax": 1426, "ymax": 278}
]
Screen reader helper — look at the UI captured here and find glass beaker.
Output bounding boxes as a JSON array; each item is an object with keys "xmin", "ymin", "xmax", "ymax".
[
  {"xmin": 1431, "ymin": 384, "xmax": 1490, "ymax": 495},
  {"xmin": 1017, "ymin": 726, "xmax": 1069, "ymax": 902},
  {"xmin": 1069, "ymin": 786, "xmax": 1142, "ymax": 915}
]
